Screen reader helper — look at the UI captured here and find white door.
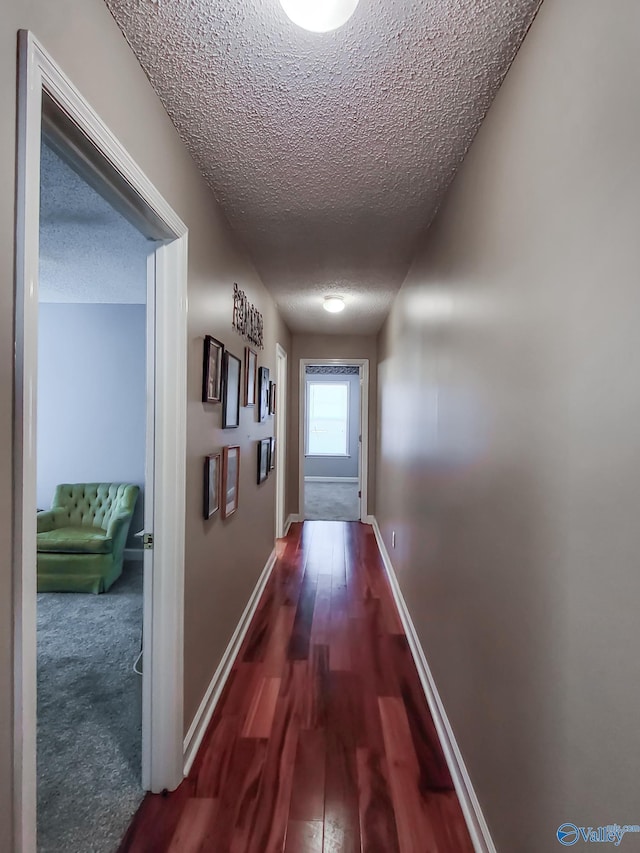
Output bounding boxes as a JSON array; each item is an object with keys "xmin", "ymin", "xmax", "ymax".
[{"xmin": 141, "ymin": 250, "xmax": 157, "ymax": 789}]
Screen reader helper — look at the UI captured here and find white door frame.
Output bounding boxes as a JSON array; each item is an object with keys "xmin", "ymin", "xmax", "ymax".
[
  {"xmin": 275, "ymin": 344, "xmax": 288, "ymax": 538},
  {"xmin": 14, "ymin": 31, "xmax": 187, "ymax": 853},
  {"xmin": 299, "ymin": 358, "xmax": 369, "ymax": 523}
]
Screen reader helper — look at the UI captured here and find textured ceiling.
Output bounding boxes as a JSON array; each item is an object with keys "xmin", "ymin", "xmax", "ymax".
[
  {"xmin": 104, "ymin": 0, "xmax": 540, "ymax": 333},
  {"xmin": 39, "ymin": 142, "xmax": 149, "ymax": 303}
]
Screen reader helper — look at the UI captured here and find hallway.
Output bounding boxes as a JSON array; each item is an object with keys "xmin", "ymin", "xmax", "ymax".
[{"xmin": 118, "ymin": 521, "xmax": 473, "ymax": 852}]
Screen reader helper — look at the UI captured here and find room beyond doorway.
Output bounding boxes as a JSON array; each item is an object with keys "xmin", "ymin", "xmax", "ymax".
[
  {"xmin": 36, "ymin": 138, "xmax": 149, "ymax": 852},
  {"xmin": 299, "ymin": 361, "xmax": 369, "ymax": 522}
]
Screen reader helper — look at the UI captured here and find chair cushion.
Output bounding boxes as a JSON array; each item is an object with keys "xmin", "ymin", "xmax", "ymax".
[{"xmin": 37, "ymin": 526, "xmax": 113, "ymax": 555}]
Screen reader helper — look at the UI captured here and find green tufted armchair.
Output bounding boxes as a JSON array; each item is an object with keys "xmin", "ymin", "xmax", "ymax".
[{"xmin": 37, "ymin": 483, "xmax": 140, "ymax": 593}]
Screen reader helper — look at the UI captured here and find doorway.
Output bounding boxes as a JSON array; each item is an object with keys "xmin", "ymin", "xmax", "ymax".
[
  {"xmin": 15, "ymin": 32, "xmax": 187, "ymax": 853},
  {"xmin": 298, "ymin": 359, "xmax": 369, "ymax": 523},
  {"xmin": 36, "ymin": 137, "xmax": 150, "ymax": 851}
]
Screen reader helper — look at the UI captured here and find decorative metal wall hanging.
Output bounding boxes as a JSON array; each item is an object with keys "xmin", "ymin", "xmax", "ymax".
[{"xmin": 233, "ymin": 283, "xmax": 264, "ymax": 349}]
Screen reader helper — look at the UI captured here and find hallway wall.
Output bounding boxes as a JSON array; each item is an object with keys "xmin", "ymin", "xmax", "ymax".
[
  {"xmin": 376, "ymin": 1, "xmax": 640, "ymax": 850},
  {"xmin": 0, "ymin": 2, "xmax": 290, "ymax": 845},
  {"xmin": 288, "ymin": 334, "xmax": 377, "ymax": 517}
]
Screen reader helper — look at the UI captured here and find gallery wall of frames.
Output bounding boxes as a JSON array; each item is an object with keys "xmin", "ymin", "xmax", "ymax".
[{"xmin": 202, "ymin": 330, "xmax": 277, "ymax": 521}]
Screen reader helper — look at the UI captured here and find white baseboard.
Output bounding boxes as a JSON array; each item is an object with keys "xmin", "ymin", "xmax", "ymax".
[
  {"xmin": 370, "ymin": 517, "xmax": 496, "ymax": 853},
  {"xmin": 182, "ymin": 547, "xmax": 277, "ymax": 775},
  {"xmin": 363, "ymin": 514, "xmax": 375, "ymax": 525},
  {"xmin": 283, "ymin": 514, "xmax": 297, "ymax": 536},
  {"xmin": 124, "ymin": 547, "xmax": 143, "ymax": 561},
  {"xmin": 304, "ymin": 476, "xmax": 359, "ymax": 483}
]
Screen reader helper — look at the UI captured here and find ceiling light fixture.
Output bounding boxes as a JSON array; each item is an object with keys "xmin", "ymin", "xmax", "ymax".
[
  {"xmin": 279, "ymin": 0, "xmax": 359, "ymax": 33},
  {"xmin": 323, "ymin": 296, "xmax": 345, "ymax": 314}
]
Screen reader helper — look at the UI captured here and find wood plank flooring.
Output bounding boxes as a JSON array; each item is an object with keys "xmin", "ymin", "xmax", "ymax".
[{"xmin": 118, "ymin": 521, "xmax": 474, "ymax": 853}]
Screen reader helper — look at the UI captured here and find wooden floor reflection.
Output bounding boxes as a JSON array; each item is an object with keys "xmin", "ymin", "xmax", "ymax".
[{"xmin": 118, "ymin": 521, "xmax": 474, "ymax": 853}]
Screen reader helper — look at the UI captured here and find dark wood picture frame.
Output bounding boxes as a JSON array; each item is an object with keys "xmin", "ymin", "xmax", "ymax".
[
  {"xmin": 222, "ymin": 351, "xmax": 242, "ymax": 428},
  {"xmin": 258, "ymin": 366, "xmax": 270, "ymax": 423},
  {"xmin": 203, "ymin": 452, "xmax": 221, "ymax": 519},
  {"xmin": 202, "ymin": 335, "xmax": 224, "ymax": 403},
  {"xmin": 222, "ymin": 445, "xmax": 240, "ymax": 518},
  {"xmin": 257, "ymin": 438, "xmax": 270, "ymax": 485},
  {"xmin": 269, "ymin": 436, "xmax": 276, "ymax": 471},
  {"xmin": 244, "ymin": 347, "xmax": 258, "ymax": 407},
  {"xmin": 269, "ymin": 381, "xmax": 276, "ymax": 415}
]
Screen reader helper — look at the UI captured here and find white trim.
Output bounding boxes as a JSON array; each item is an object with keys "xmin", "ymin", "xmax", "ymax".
[
  {"xmin": 275, "ymin": 344, "xmax": 288, "ymax": 539},
  {"xmin": 284, "ymin": 514, "xmax": 300, "ymax": 535},
  {"xmin": 141, "ymin": 250, "xmax": 157, "ymax": 792},
  {"xmin": 14, "ymin": 31, "xmax": 187, "ymax": 853},
  {"xmin": 13, "ymin": 35, "xmax": 40, "ymax": 852},
  {"xmin": 183, "ymin": 548, "xmax": 277, "ymax": 774},
  {"xmin": 298, "ymin": 358, "xmax": 369, "ymax": 523},
  {"xmin": 304, "ymin": 476, "xmax": 359, "ymax": 484},
  {"xmin": 370, "ymin": 518, "xmax": 497, "ymax": 853},
  {"xmin": 147, "ymin": 236, "xmax": 187, "ymax": 792}
]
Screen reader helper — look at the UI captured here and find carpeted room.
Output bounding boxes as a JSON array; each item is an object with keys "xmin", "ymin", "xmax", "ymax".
[
  {"xmin": 36, "ymin": 141, "xmax": 149, "ymax": 852},
  {"xmin": 37, "ymin": 558, "xmax": 143, "ymax": 853}
]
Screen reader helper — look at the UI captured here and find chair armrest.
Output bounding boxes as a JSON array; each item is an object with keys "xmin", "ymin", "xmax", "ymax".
[
  {"xmin": 37, "ymin": 509, "xmax": 67, "ymax": 533},
  {"xmin": 106, "ymin": 512, "xmax": 133, "ymax": 540}
]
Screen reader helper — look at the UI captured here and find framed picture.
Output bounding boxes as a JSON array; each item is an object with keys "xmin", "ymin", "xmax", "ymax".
[
  {"xmin": 222, "ymin": 445, "xmax": 240, "ymax": 518},
  {"xmin": 203, "ymin": 453, "xmax": 221, "ymax": 519},
  {"xmin": 257, "ymin": 438, "xmax": 270, "ymax": 484},
  {"xmin": 202, "ymin": 335, "xmax": 224, "ymax": 403},
  {"xmin": 258, "ymin": 366, "xmax": 270, "ymax": 422},
  {"xmin": 269, "ymin": 436, "xmax": 276, "ymax": 471},
  {"xmin": 244, "ymin": 347, "xmax": 257, "ymax": 407},
  {"xmin": 269, "ymin": 382, "xmax": 276, "ymax": 415},
  {"xmin": 222, "ymin": 351, "xmax": 242, "ymax": 428}
]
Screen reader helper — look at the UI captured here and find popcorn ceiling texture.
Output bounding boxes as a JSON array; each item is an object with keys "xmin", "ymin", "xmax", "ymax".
[
  {"xmin": 40, "ymin": 143, "xmax": 149, "ymax": 304},
  {"xmin": 104, "ymin": 0, "xmax": 540, "ymax": 333}
]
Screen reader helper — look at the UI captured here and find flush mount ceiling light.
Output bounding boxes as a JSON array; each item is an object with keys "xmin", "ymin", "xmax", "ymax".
[
  {"xmin": 323, "ymin": 296, "xmax": 346, "ymax": 313},
  {"xmin": 279, "ymin": 0, "xmax": 359, "ymax": 33}
]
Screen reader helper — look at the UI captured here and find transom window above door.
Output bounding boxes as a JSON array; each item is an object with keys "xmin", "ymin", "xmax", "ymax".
[{"xmin": 306, "ymin": 381, "xmax": 350, "ymax": 456}]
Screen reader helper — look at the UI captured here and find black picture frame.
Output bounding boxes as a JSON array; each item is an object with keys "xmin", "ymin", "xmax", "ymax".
[
  {"xmin": 269, "ymin": 436, "xmax": 276, "ymax": 471},
  {"xmin": 269, "ymin": 381, "xmax": 276, "ymax": 415},
  {"xmin": 203, "ymin": 453, "xmax": 221, "ymax": 519},
  {"xmin": 222, "ymin": 351, "xmax": 242, "ymax": 428},
  {"xmin": 244, "ymin": 347, "xmax": 257, "ymax": 407},
  {"xmin": 257, "ymin": 438, "xmax": 270, "ymax": 484},
  {"xmin": 258, "ymin": 366, "xmax": 270, "ymax": 422},
  {"xmin": 202, "ymin": 335, "xmax": 224, "ymax": 403}
]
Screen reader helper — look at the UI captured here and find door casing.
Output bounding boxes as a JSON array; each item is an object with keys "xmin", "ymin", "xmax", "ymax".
[
  {"xmin": 275, "ymin": 343, "xmax": 288, "ymax": 537},
  {"xmin": 14, "ymin": 31, "xmax": 188, "ymax": 853}
]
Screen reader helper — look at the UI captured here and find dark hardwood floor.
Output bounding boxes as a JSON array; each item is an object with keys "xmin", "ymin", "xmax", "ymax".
[{"xmin": 118, "ymin": 521, "xmax": 474, "ymax": 853}]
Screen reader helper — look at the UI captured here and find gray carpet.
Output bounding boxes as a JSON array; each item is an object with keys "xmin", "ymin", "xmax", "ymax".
[
  {"xmin": 303, "ymin": 480, "xmax": 360, "ymax": 521},
  {"xmin": 37, "ymin": 561, "xmax": 144, "ymax": 853}
]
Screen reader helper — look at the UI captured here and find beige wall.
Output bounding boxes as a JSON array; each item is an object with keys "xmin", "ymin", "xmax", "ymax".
[
  {"xmin": 376, "ymin": 1, "xmax": 640, "ymax": 850},
  {"xmin": 288, "ymin": 334, "xmax": 377, "ymax": 517},
  {"xmin": 1, "ymin": 1, "xmax": 289, "ymax": 845}
]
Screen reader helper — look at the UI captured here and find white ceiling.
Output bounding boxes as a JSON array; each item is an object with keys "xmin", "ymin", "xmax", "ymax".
[
  {"xmin": 39, "ymin": 142, "xmax": 150, "ymax": 304},
  {"xmin": 104, "ymin": 0, "xmax": 540, "ymax": 332}
]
